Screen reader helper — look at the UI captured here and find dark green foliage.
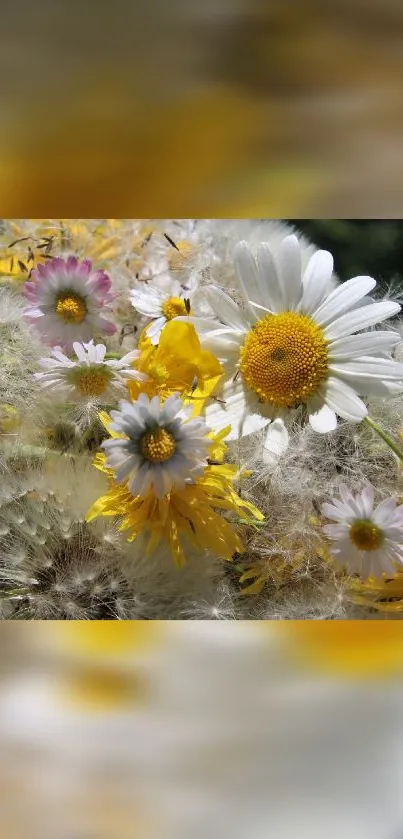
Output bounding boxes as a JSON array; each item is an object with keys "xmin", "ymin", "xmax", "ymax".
[{"xmin": 290, "ymin": 220, "xmax": 403, "ymax": 287}]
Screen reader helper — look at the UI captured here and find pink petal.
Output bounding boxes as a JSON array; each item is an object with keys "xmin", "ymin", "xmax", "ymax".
[
  {"xmin": 23, "ymin": 282, "xmax": 38, "ymax": 300},
  {"xmin": 50, "ymin": 257, "xmax": 66, "ymax": 273},
  {"xmin": 97, "ymin": 317, "xmax": 117, "ymax": 335},
  {"xmin": 67, "ymin": 255, "xmax": 78, "ymax": 271},
  {"xmin": 91, "ymin": 270, "xmax": 112, "ymax": 293}
]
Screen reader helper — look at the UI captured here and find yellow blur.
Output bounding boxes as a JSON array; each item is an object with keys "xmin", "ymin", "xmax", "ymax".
[{"xmin": 0, "ymin": 1, "xmax": 402, "ymax": 215}]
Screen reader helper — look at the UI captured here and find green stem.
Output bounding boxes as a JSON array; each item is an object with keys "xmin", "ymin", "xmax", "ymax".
[
  {"xmin": 104, "ymin": 352, "xmax": 123, "ymax": 360},
  {"xmin": 3, "ymin": 443, "xmax": 72, "ymax": 459},
  {"xmin": 364, "ymin": 416, "xmax": 403, "ymax": 464}
]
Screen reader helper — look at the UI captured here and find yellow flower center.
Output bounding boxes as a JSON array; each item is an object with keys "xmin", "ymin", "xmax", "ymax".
[
  {"xmin": 240, "ymin": 311, "xmax": 329, "ymax": 408},
  {"xmin": 147, "ymin": 361, "xmax": 169, "ymax": 385},
  {"xmin": 168, "ymin": 240, "xmax": 194, "ymax": 271},
  {"xmin": 349, "ymin": 519, "xmax": 384, "ymax": 552},
  {"xmin": 140, "ymin": 427, "xmax": 176, "ymax": 463},
  {"xmin": 72, "ymin": 366, "xmax": 112, "ymax": 397},
  {"xmin": 161, "ymin": 296, "xmax": 189, "ymax": 321},
  {"xmin": 56, "ymin": 293, "xmax": 87, "ymax": 324}
]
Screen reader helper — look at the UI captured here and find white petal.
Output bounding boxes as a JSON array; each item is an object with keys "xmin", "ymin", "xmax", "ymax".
[
  {"xmin": 313, "ymin": 276, "xmax": 376, "ymax": 327},
  {"xmin": 130, "ymin": 288, "xmax": 164, "ymax": 317},
  {"xmin": 262, "ymin": 419, "xmax": 289, "ymax": 466},
  {"xmin": 323, "ymin": 523, "xmax": 349, "ymax": 539},
  {"xmin": 320, "ymin": 377, "xmax": 368, "ymax": 422},
  {"xmin": 51, "ymin": 348, "xmax": 73, "ymax": 364},
  {"xmin": 276, "ymin": 234, "xmax": 302, "ymax": 311},
  {"xmin": 361, "ymin": 486, "xmax": 374, "ymax": 518},
  {"xmin": 205, "ymin": 286, "xmax": 248, "ymax": 331},
  {"xmin": 205, "ymin": 381, "xmax": 270, "ymax": 440},
  {"xmin": 95, "ymin": 344, "xmax": 107, "ymax": 363},
  {"xmin": 373, "ymin": 498, "xmax": 399, "ymax": 526},
  {"xmin": 72, "ymin": 343, "xmax": 87, "ymax": 363},
  {"xmin": 234, "ymin": 241, "xmax": 266, "ymax": 310},
  {"xmin": 325, "ymin": 301, "xmax": 401, "ymax": 341},
  {"xmin": 321, "ymin": 502, "xmax": 353, "ymax": 522},
  {"xmin": 328, "ymin": 331, "xmax": 400, "ymax": 360},
  {"xmin": 308, "ymin": 405, "xmax": 337, "ymax": 433},
  {"xmin": 146, "ymin": 317, "xmax": 166, "ymax": 344},
  {"xmin": 329, "ymin": 358, "xmax": 403, "ymax": 381},
  {"xmin": 300, "ymin": 250, "xmax": 334, "ymax": 315},
  {"xmin": 256, "ymin": 243, "xmax": 284, "ymax": 313},
  {"xmin": 152, "ymin": 465, "xmax": 170, "ymax": 499}
]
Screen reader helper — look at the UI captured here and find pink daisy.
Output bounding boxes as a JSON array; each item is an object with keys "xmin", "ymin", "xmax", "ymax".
[{"xmin": 23, "ymin": 256, "xmax": 117, "ymax": 348}]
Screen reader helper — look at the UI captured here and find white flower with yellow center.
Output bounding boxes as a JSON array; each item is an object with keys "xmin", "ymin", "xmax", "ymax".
[
  {"xmin": 130, "ymin": 280, "xmax": 192, "ymax": 345},
  {"xmin": 34, "ymin": 341, "xmax": 146, "ymax": 401},
  {"xmin": 103, "ymin": 393, "xmax": 211, "ymax": 498},
  {"xmin": 322, "ymin": 485, "xmax": 403, "ymax": 580},
  {"xmin": 186, "ymin": 235, "xmax": 403, "ymax": 460}
]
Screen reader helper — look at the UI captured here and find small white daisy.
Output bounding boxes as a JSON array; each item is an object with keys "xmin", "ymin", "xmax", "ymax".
[
  {"xmin": 183, "ymin": 235, "xmax": 403, "ymax": 458},
  {"xmin": 102, "ymin": 393, "xmax": 212, "ymax": 498},
  {"xmin": 322, "ymin": 485, "xmax": 403, "ymax": 580},
  {"xmin": 34, "ymin": 341, "xmax": 146, "ymax": 401},
  {"xmin": 130, "ymin": 279, "xmax": 193, "ymax": 345}
]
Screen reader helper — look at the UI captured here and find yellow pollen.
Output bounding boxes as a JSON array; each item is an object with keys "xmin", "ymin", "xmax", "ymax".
[
  {"xmin": 140, "ymin": 427, "xmax": 176, "ymax": 463},
  {"xmin": 148, "ymin": 362, "xmax": 169, "ymax": 385},
  {"xmin": 349, "ymin": 519, "xmax": 384, "ymax": 552},
  {"xmin": 161, "ymin": 296, "xmax": 189, "ymax": 320},
  {"xmin": 168, "ymin": 240, "xmax": 194, "ymax": 271},
  {"xmin": 56, "ymin": 293, "xmax": 87, "ymax": 324},
  {"xmin": 73, "ymin": 367, "xmax": 112, "ymax": 397},
  {"xmin": 240, "ymin": 311, "xmax": 329, "ymax": 408}
]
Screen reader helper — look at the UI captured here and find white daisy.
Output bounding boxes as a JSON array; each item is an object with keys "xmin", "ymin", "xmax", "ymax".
[
  {"xmin": 322, "ymin": 485, "xmax": 403, "ymax": 580},
  {"xmin": 102, "ymin": 393, "xmax": 212, "ymax": 498},
  {"xmin": 183, "ymin": 235, "xmax": 403, "ymax": 457},
  {"xmin": 34, "ymin": 341, "xmax": 146, "ymax": 401},
  {"xmin": 130, "ymin": 279, "xmax": 193, "ymax": 345}
]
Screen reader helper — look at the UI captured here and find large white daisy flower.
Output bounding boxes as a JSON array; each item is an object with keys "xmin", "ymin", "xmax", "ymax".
[
  {"xmin": 34, "ymin": 341, "xmax": 146, "ymax": 401},
  {"xmin": 102, "ymin": 393, "xmax": 212, "ymax": 498},
  {"xmin": 185, "ymin": 235, "xmax": 403, "ymax": 459},
  {"xmin": 322, "ymin": 485, "xmax": 403, "ymax": 580},
  {"xmin": 23, "ymin": 256, "xmax": 116, "ymax": 348}
]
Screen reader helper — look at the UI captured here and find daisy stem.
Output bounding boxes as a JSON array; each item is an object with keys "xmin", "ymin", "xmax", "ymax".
[
  {"xmin": 364, "ymin": 416, "xmax": 403, "ymax": 464},
  {"xmin": 3, "ymin": 443, "xmax": 72, "ymax": 459},
  {"xmin": 104, "ymin": 352, "xmax": 123, "ymax": 360}
]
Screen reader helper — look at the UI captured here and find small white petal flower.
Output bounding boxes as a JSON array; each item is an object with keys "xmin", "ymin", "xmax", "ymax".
[
  {"xmin": 130, "ymin": 280, "xmax": 194, "ymax": 345},
  {"xmin": 182, "ymin": 236, "xmax": 403, "ymax": 456},
  {"xmin": 322, "ymin": 485, "xmax": 403, "ymax": 580},
  {"xmin": 102, "ymin": 393, "xmax": 212, "ymax": 498},
  {"xmin": 34, "ymin": 341, "xmax": 146, "ymax": 402}
]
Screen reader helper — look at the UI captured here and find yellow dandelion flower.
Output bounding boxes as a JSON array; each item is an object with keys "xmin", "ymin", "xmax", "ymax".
[
  {"xmin": 348, "ymin": 572, "xmax": 403, "ymax": 614},
  {"xmin": 128, "ymin": 321, "xmax": 224, "ymax": 415},
  {"xmin": 86, "ymin": 394, "xmax": 263, "ymax": 567}
]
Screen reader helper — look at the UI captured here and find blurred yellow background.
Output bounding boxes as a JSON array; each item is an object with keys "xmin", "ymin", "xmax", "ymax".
[
  {"xmin": 1, "ymin": 621, "xmax": 403, "ymax": 838},
  {"xmin": 1, "ymin": 0, "xmax": 403, "ymax": 215}
]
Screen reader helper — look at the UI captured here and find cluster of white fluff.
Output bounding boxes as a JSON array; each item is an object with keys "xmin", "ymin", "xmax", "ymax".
[{"xmin": 2, "ymin": 218, "xmax": 403, "ymax": 619}]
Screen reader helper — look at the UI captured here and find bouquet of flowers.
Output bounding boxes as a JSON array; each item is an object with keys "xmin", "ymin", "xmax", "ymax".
[{"xmin": 2, "ymin": 218, "xmax": 403, "ymax": 619}]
